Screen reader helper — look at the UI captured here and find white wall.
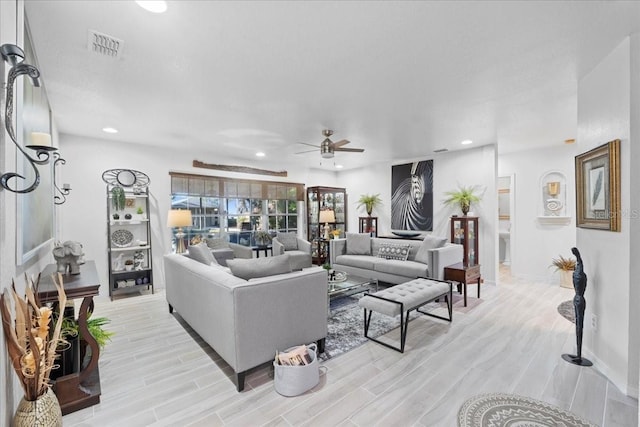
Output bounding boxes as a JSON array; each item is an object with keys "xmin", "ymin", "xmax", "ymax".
[
  {"xmin": 57, "ymin": 134, "xmax": 337, "ymax": 297},
  {"xmin": 338, "ymin": 145, "xmax": 497, "ymax": 284},
  {"xmin": 577, "ymin": 35, "xmax": 638, "ymax": 397},
  {"xmin": 498, "ymin": 144, "xmax": 577, "ymax": 283},
  {"xmin": 0, "ymin": 0, "xmax": 61, "ymax": 422}
]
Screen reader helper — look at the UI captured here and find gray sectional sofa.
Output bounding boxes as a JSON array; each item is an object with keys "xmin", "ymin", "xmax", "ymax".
[
  {"xmin": 164, "ymin": 253, "xmax": 328, "ymax": 391},
  {"xmin": 329, "ymin": 233, "xmax": 463, "ymax": 284}
]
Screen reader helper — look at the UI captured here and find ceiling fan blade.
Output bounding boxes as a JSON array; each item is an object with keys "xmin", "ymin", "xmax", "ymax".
[
  {"xmin": 295, "ymin": 148, "xmax": 319, "ymax": 154},
  {"xmin": 331, "ymin": 139, "xmax": 350, "ymax": 148},
  {"xmin": 297, "ymin": 142, "xmax": 321, "ymax": 148},
  {"xmin": 334, "ymin": 147, "xmax": 364, "ymax": 153}
]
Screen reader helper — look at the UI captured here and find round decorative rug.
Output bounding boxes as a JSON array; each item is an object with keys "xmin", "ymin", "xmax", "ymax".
[
  {"xmin": 558, "ymin": 300, "xmax": 576, "ymax": 324},
  {"xmin": 458, "ymin": 393, "xmax": 598, "ymax": 427}
]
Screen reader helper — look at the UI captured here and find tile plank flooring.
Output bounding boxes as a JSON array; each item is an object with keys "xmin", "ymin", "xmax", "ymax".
[{"xmin": 63, "ymin": 274, "xmax": 638, "ymax": 426}]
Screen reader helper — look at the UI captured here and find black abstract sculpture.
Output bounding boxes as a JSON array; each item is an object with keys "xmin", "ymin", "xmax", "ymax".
[{"xmin": 562, "ymin": 247, "xmax": 593, "ymax": 366}]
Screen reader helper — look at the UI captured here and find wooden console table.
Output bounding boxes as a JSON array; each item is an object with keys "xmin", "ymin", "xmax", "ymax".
[
  {"xmin": 38, "ymin": 261, "xmax": 101, "ymax": 415},
  {"xmin": 444, "ymin": 262, "xmax": 481, "ymax": 307}
]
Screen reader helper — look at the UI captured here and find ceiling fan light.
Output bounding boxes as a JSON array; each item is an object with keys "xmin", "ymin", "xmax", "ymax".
[{"xmin": 321, "ymin": 151, "xmax": 334, "ymax": 159}]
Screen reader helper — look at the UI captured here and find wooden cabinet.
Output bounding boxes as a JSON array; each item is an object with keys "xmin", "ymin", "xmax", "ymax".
[
  {"xmin": 106, "ymin": 185, "xmax": 154, "ymax": 300},
  {"xmin": 359, "ymin": 216, "xmax": 378, "ymax": 237},
  {"xmin": 450, "ymin": 216, "xmax": 479, "ymax": 266},
  {"xmin": 307, "ymin": 186, "xmax": 347, "ymax": 240},
  {"xmin": 311, "ymin": 238, "xmax": 330, "ymax": 265}
]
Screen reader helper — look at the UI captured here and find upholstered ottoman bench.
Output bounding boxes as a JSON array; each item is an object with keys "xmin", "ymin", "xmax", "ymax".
[{"xmin": 358, "ymin": 277, "xmax": 453, "ymax": 353}]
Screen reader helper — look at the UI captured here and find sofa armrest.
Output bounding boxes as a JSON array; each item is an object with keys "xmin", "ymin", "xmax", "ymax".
[
  {"xmin": 430, "ymin": 243, "xmax": 463, "ymax": 280},
  {"xmin": 229, "ymin": 242, "xmax": 253, "ymax": 259},
  {"xmin": 329, "ymin": 238, "xmax": 346, "ymax": 265},
  {"xmin": 272, "ymin": 238, "xmax": 285, "ymax": 255},
  {"xmin": 296, "ymin": 238, "xmax": 311, "ymax": 253}
]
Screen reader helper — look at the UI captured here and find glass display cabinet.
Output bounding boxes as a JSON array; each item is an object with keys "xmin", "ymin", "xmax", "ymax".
[
  {"xmin": 306, "ymin": 186, "xmax": 347, "ymax": 241},
  {"xmin": 450, "ymin": 216, "xmax": 479, "ymax": 266},
  {"xmin": 359, "ymin": 216, "xmax": 378, "ymax": 237}
]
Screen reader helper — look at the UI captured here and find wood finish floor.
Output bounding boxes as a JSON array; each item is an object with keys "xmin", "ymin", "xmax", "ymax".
[{"xmin": 62, "ymin": 271, "xmax": 638, "ymax": 426}]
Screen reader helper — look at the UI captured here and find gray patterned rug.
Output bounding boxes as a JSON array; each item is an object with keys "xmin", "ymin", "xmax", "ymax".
[
  {"xmin": 458, "ymin": 393, "xmax": 598, "ymax": 426},
  {"xmin": 321, "ymin": 290, "xmax": 480, "ymax": 360},
  {"xmin": 558, "ymin": 300, "xmax": 576, "ymax": 324}
]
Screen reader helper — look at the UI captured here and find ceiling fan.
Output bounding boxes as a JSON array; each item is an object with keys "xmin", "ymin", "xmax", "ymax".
[{"xmin": 296, "ymin": 129, "xmax": 364, "ymax": 158}]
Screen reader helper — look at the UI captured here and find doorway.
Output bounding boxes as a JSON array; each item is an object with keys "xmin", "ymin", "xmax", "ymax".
[{"xmin": 498, "ymin": 175, "xmax": 514, "ymax": 281}]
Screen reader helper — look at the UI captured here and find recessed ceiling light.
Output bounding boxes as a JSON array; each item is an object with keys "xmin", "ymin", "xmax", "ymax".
[
  {"xmin": 461, "ymin": 139, "xmax": 473, "ymax": 145},
  {"xmin": 565, "ymin": 139, "xmax": 576, "ymax": 144},
  {"xmin": 255, "ymin": 152, "xmax": 266, "ymax": 157},
  {"xmin": 135, "ymin": 1, "xmax": 167, "ymax": 13},
  {"xmin": 335, "ymin": 164, "xmax": 344, "ymax": 169},
  {"xmin": 102, "ymin": 127, "xmax": 118, "ymax": 134}
]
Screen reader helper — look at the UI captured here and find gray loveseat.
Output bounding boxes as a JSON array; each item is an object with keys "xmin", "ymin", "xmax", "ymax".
[
  {"xmin": 164, "ymin": 253, "xmax": 328, "ymax": 391},
  {"xmin": 329, "ymin": 234, "xmax": 463, "ymax": 284}
]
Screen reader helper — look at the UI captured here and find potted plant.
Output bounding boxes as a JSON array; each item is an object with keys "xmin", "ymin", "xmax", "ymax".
[
  {"xmin": 550, "ymin": 254, "xmax": 576, "ymax": 288},
  {"xmin": 254, "ymin": 230, "xmax": 272, "ymax": 247},
  {"xmin": 124, "ymin": 259, "xmax": 134, "ymax": 271},
  {"xmin": 1, "ymin": 274, "xmax": 66, "ymax": 425},
  {"xmin": 111, "ymin": 186, "xmax": 126, "ymax": 211},
  {"xmin": 357, "ymin": 194, "xmax": 382, "ymax": 216},
  {"xmin": 443, "ymin": 185, "xmax": 482, "ymax": 215},
  {"xmin": 136, "ymin": 206, "xmax": 145, "ymax": 219}
]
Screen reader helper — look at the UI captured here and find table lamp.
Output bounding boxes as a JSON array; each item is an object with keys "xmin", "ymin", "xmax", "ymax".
[
  {"xmin": 319, "ymin": 209, "xmax": 336, "ymax": 240},
  {"xmin": 167, "ymin": 209, "xmax": 192, "ymax": 253}
]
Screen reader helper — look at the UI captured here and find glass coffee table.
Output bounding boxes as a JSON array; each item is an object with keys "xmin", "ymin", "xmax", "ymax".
[{"xmin": 327, "ymin": 272, "xmax": 378, "ymax": 315}]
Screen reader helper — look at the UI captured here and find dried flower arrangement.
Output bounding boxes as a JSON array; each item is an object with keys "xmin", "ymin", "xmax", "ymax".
[
  {"xmin": 0, "ymin": 274, "xmax": 67, "ymax": 401},
  {"xmin": 550, "ymin": 255, "xmax": 576, "ymax": 272}
]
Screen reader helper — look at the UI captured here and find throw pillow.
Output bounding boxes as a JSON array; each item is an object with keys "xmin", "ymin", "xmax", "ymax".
[
  {"xmin": 377, "ymin": 243, "xmax": 411, "ymax": 261},
  {"xmin": 188, "ymin": 243, "xmax": 218, "ymax": 266},
  {"xmin": 345, "ymin": 233, "xmax": 372, "ymax": 255},
  {"xmin": 276, "ymin": 232, "xmax": 298, "ymax": 251},
  {"xmin": 227, "ymin": 254, "xmax": 292, "ymax": 280},
  {"xmin": 205, "ymin": 238, "xmax": 230, "ymax": 250},
  {"xmin": 414, "ymin": 235, "xmax": 448, "ymax": 265}
]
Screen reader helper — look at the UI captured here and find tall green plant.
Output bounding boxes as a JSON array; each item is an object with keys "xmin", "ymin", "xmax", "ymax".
[
  {"xmin": 111, "ymin": 186, "xmax": 126, "ymax": 211},
  {"xmin": 61, "ymin": 313, "xmax": 115, "ymax": 351},
  {"xmin": 357, "ymin": 194, "xmax": 382, "ymax": 215},
  {"xmin": 443, "ymin": 185, "xmax": 482, "ymax": 215}
]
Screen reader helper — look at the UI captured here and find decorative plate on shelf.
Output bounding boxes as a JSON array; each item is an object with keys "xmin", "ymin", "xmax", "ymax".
[
  {"xmin": 328, "ymin": 271, "xmax": 347, "ymax": 283},
  {"xmin": 111, "ymin": 229, "xmax": 134, "ymax": 248}
]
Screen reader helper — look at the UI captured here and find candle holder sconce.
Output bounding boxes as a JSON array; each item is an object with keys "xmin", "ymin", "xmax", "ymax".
[
  {"xmin": 53, "ymin": 152, "xmax": 71, "ymax": 205},
  {"xmin": 0, "ymin": 43, "xmax": 56, "ymax": 194}
]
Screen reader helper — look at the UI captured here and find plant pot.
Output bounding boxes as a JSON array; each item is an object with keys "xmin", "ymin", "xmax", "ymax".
[
  {"xmin": 125, "ymin": 264, "xmax": 133, "ymax": 271},
  {"xmin": 13, "ymin": 388, "xmax": 62, "ymax": 427},
  {"xmin": 559, "ymin": 269, "xmax": 574, "ymax": 289}
]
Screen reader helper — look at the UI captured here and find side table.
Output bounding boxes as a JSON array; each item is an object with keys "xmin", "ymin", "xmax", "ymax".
[
  {"xmin": 443, "ymin": 262, "xmax": 481, "ymax": 307},
  {"xmin": 252, "ymin": 245, "xmax": 272, "ymax": 258},
  {"xmin": 37, "ymin": 261, "xmax": 101, "ymax": 415}
]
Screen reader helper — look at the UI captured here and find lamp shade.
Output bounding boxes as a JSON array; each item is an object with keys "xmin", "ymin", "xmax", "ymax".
[
  {"xmin": 319, "ymin": 209, "xmax": 336, "ymax": 224},
  {"xmin": 167, "ymin": 209, "xmax": 192, "ymax": 228}
]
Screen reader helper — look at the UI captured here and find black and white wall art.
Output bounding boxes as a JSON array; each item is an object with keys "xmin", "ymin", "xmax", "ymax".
[{"xmin": 391, "ymin": 160, "xmax": 433, "ymax": 231}]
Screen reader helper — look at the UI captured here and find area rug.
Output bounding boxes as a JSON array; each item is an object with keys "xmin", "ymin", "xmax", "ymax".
[
  {"xmin": 458, "ymin": 393, "xmax": 598, "ymax": 427},
  {"xmin": 320, "ymin": 290, "xmax": 480, "ymax": 360},
  {"xmin": 558, "ymin": 300, "xmax": 576, "ymax": 324}
]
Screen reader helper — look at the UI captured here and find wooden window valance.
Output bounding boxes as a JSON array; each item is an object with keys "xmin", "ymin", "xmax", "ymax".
[{"xmin": 169, "ymin": 172, "xmax": 305, "ymax": 201}]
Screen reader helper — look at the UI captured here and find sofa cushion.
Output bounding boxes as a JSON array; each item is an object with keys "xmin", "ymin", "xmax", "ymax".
[
  {"xmin": 227, "ymin": 253, "xmax": 292, "ymax": 280},
  {"xmin": 281, "ymin": 250, "xmax": 312, "ymax": 270},
  {"xmin": 206, "ymin": 238, "xmax": 230, "ymax": 250},
  {"xmin": 377, "ymin": 243, "xmax": 411, "ymax": 261},
  {"xmin": 212, "ymin": 248, "xmax": 235, "ymax": 266},
  {"xmin": 346, "ymin": 233, "xmax": 371, "ymax": 255},
  {"xmin": 335, "ymin": 254, "xmax": 377, "ymax": 270},
  {"xmin": 414, "ymin": 235, "xmax": 448, "ymax": 265},
  {"xmin": 276, "ymin": 232, "xmax": 298, "ymax": 251},
  {"xmin": 188, "ymin": 243, "xmax": 218, "ymax": 266},
  {"xmin": 373, "ymin": 259, "xmax": 429, "ymax": 278}
]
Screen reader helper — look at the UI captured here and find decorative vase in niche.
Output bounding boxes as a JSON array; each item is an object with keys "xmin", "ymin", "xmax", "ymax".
[{"xmin": 13, "ymin": 388, "xmax": 62, "ymax": 427}]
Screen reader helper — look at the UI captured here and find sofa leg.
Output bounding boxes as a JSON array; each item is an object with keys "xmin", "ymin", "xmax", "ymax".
[
  {"xmin": 168, "ymin": 303, "xmax": 173, "ymax": 314},
  {"xmin": 236, "ymin": 371, "xmax": 246, "ymax": 392},
  {"xmin": 317, "ymin": 338, "xmax": 326, "ymax": 354}
]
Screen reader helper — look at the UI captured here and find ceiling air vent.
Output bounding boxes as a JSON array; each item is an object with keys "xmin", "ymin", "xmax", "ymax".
[
  {"xmin": 88, "ymin": 30, "xmax": 124, "ymax": 58},
  {"xmin": 433, "ymin": 148, "xmax": 449, "ymax": 153}
]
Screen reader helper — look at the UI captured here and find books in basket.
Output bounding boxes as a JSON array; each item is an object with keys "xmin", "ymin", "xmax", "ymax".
[{"xmin": 275, "ymin": 345, "xmax": 313, "ymax": 366}]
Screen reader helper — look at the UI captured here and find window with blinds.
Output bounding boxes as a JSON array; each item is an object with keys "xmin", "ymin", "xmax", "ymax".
[{"xmin": 169, "ymin": 172, "xmax": 304, "ymax": 247}]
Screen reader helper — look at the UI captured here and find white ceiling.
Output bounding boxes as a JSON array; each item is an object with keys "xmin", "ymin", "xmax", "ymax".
[{"xmin": 24, "ymin": 1, "xmax": 640, "ymax": 171}]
